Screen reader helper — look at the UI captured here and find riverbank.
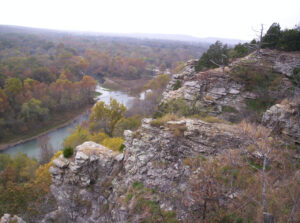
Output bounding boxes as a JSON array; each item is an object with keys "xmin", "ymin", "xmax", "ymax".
[{"xmin": 0, "ymin": 104, "xmax": 93, "ymax": 152}]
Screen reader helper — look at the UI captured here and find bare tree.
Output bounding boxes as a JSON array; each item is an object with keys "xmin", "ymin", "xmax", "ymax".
[
  {"xmin": 248, "ymin": 24, "xmax": 265, "ymax": 55},
  {"xmin": 209, "ymin": 53, "xmax": 228, "ymax": 74},
  {"xmin": 240, "ymin": 121, "xmax": 275, "ymax": 223}
]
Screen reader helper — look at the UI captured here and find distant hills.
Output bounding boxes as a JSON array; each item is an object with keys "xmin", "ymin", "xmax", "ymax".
[
  {"xmin": 95, "ymin": 33, "xmax": 248, "ymax": 45},
  {"xmin": 0, "ymin": 25, "xmax": 247, "ymax": 46}
]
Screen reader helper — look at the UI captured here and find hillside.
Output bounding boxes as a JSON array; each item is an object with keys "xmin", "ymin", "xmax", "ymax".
[
  {"xmin": 0, "ymin": 25, "xmax": 209, "ymax": 144},
  {"xmin": 1, "ymin": 24, "xmax": 300, "ymax": 222},
  {"xmin": 29, "ymin": 50, "xmax": 300, "ymax": 223}
]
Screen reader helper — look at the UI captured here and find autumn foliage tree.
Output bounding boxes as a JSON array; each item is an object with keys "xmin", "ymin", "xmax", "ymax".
[{"xmin": 89, "ymin": 98, "xmax": 126, "ymax": 137}]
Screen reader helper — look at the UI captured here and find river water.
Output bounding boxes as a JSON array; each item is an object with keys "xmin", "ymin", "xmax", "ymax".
[{"xmin": 1, "ymin": 85, "xmax": 135, "ymax": 159}]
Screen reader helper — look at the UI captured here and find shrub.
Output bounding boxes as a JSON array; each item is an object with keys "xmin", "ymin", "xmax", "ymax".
[
  {"xmin": 114, "ymin": 115, "xmax": 142, "ymax": 137},
  {"xmin": 293, "ymin": 67, "xmax": 300, "ymax": 75},
  {"xmin": 173, "ymin": 80, "xmax": 182, "ymax": 90},
  {"xmin": 119, "ymin": 144, "xmax": 126, "ymax": 152},
  {"xmin": 245, "ymin": 98, "xmax": 274, "ymax": 113},
  {"xmin": 101, "ymin": 137, "xmax": 124, "ymax": 152},
  {"xmin": 63, "ymin": 147, "xmax": 74, "ymax": 158},
  {"xmin": 288, "ymin": 68, "xmax": 300, "ymax": 86},
  {"xmin": 230, "ymin": 62, "xmax": 280, "ymax": 91},
  {"xmin": 154, "ymin": 98, "xmax": 195, "ymax": 118}
]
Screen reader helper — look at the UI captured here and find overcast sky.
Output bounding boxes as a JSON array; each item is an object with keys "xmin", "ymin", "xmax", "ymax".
[{"xmin": 1, "ymin": 0, "xmax": 299, "ymax": 40}]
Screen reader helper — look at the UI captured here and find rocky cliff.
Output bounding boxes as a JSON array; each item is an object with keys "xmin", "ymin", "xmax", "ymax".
[
  {"xmin": 44, "ymin": 118, "xmax": 251, "ymax": 222},
  {"xmin": 42, "ymin": 50, "xmax": 300, "ymax": 222},
  {"xmin": 162, "ymin": 49, "xmax": 299, "ymax": 122}
]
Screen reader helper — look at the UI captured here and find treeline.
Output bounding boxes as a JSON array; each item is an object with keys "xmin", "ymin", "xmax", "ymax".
[
  {"xmin": 0, "ymin": 26, "xmax": 207, "ymax": 80},
  {"xmin": 262, "ymin": 23, "xmax": 300, "ymax": 51},
  {"xmin": 195, "ymin": 41, "xmax": 255, "ymax": 72},
  {"xmin": 195, "ymin": 23, "xmax": 300, "ymax": 72}
]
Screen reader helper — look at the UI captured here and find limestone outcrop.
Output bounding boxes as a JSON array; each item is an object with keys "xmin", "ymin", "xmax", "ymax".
[
  {"xmin": 48, "ymin": 141, "xmax": 123, "ymax": 222},
  {"xmin": 262, "ymin": 98, "xmax": 300, "ymax": 144},
  {"xmin": 0, "ymin": 214, "xmax": 26, "ymax": 223},
  {"xmin": 162, "ymin": 50, "xmax": 298, "ymax": 123},
  {"xmin": 162, "ymin": 61, "xmax": 247, "ymax": 121},
  {"xmin": 260, "ymin": 49, "xmax": 300, "ymax": 76},
  {"xmin": 47, "ymin": 119, "xmax": 249, "ymax": 222}
]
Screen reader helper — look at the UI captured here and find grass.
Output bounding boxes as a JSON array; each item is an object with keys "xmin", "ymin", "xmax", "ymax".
[
  {"xmin": 132, "ymin": 181, "xmax": 144, "ymax": 190},
  {"xmin": 171, "ymin": 125, "xmax": 187, "ymax": 137},
  {"xmin": 201, "ymin": 116, "xmax": 225, "ymax": 123},
  {"xmin": 125, "ymin": 181, "xmax": 180, "ymax": 223},
  {"xmin": 103, "ymin": 204, "xmax": 109, "ymax": 212},
  {"xmin": 245, "ymin": 98, "xmax": 274, "ymax": 113},
  {"xmin": 183, "ymin": 155, "xmax": 207, "ymax": 169},
  {"xmin": 125, "ymin": 193, "xmax": 133, "ymax": 204},
  {"xmin": 222, "ymin": 105, "xmax": 238, "ymax": 113}
]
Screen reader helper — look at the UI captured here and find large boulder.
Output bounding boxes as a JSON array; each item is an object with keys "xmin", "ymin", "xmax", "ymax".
[{"xmin": 262, "ymin": 98, "xmax": 300, "ymax": 143}]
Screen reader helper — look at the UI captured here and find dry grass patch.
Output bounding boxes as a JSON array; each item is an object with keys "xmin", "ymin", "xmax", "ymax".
[
  {"xmin": 201, "ymin": 116, "xmax": 225, "ymax": 123},
  {"xmin": 150, "ymin": 113, "xmax": 181, "ymax": 127}
]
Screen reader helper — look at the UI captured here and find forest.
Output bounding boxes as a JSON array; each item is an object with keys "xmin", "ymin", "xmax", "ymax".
[{"xmin": 0, "ymin": 25, "xmax": 207, "ymax": 143}]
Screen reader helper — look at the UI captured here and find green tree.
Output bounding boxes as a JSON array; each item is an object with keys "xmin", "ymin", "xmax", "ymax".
[
  {"xmin": 229, "ymin": 43, "xmax": 251, "ymax": 58},
  {"xmin": 89, "ymin": 98, "xmax": 126, "ymax": 137},
  {"xmin": 4, "ymin": 78, "xmax": 23, "ymax": 98},
  {"xmin": 32, "ymin": 67, "xmax": 55, "ymax": 83},
  {"xmin": 20, "ymin": 98, "xmax": 49, "ymax": 122},
  {"xmin": 144, "ymin": 74, "xmax": 171, "ymax": 93},
  {"xmin": 262, "ymin": 23, "xmax": 281, "ymax": 49},
  {"xmin": 279, "ymin": 28, "xmax": 300, "ymax": 51},
  {"xmin": 195, "ymin": 41, "xmax": 229, "ymax": 72}
]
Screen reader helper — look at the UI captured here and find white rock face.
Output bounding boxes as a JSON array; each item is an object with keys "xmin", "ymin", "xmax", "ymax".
[
  {"xmin": 47, "ymin": 119, "xmax": 249, "ymax": 222},
  {"xmin": 0, "ymin": 214, "xmax": 26, "ymax": 223},
  {"xmin": 262, "ymin": 99, "xmax": 300, "ymax": 143},
  {"xmin": 261, "ymin": 49, "xmax": 300, "ymax": 76},
  {"xmin": 161, "ymin": 49, "xmax": 298, "ymax": 124},
  {"xmin": 47, "ymin": 142, "xmax": 123, "ymax": 222}
]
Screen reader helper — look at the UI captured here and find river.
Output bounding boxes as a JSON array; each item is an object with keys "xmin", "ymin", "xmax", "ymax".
[{"xmin": 1, "ymin": 85, "xmax": 135, "ymax": 159}]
